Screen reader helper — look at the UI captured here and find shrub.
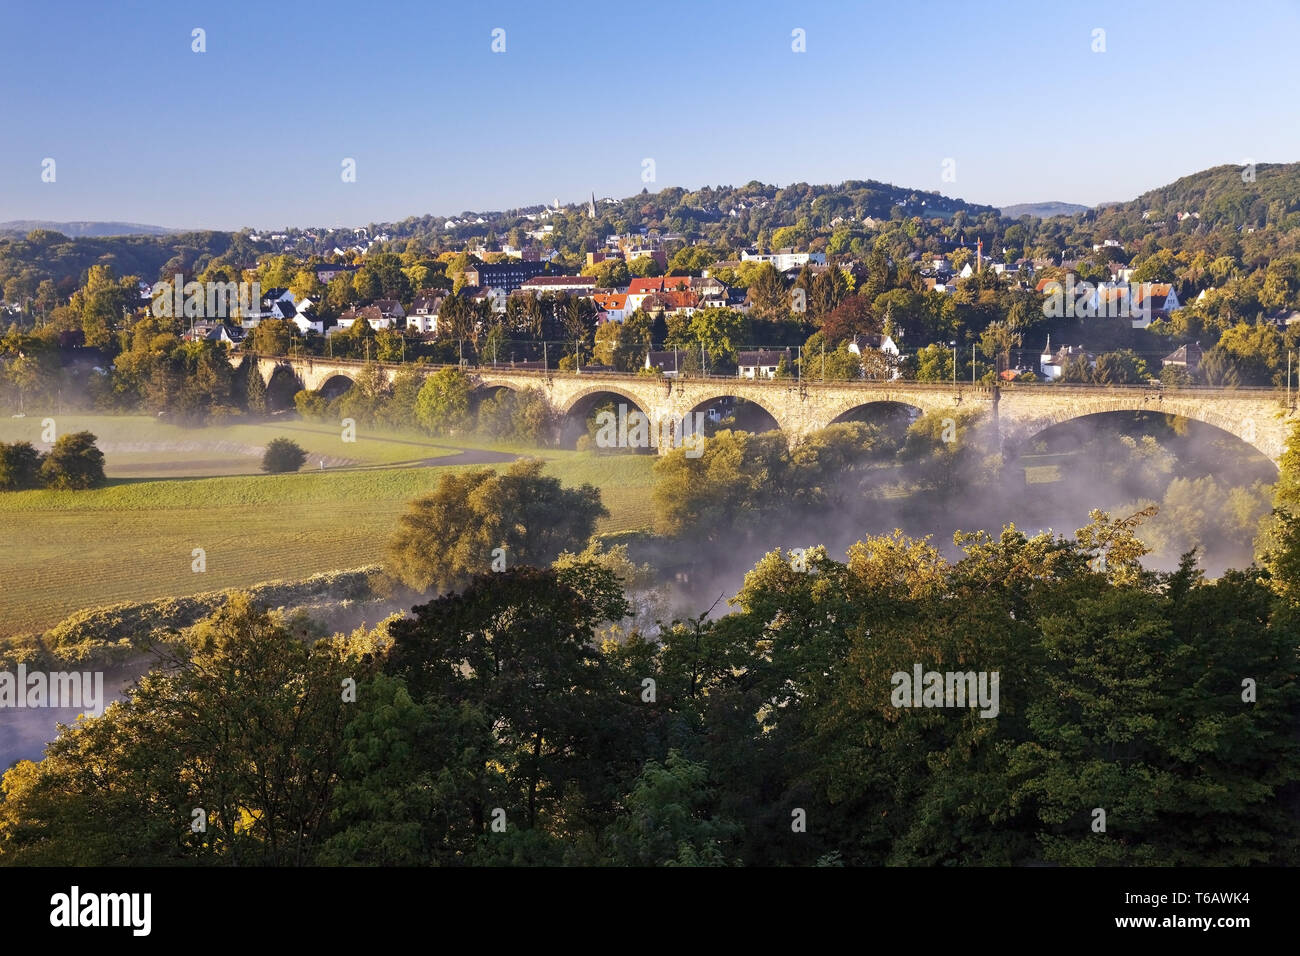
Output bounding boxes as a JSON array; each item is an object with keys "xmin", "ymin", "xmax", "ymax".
[
  {"xmin": 293, "ymin": 389, "xmax": 330, "ymax": 421},
  {"xmin": 0, "ymin": 441, "xmax": 45, "ymax": 491},
  {"xmin": 262, "ymin": 437, "xmax": 307, "ymax": 473},
  {"xmin": 39, "ymin": 432, "xmax": 106, "ymax": 490}
]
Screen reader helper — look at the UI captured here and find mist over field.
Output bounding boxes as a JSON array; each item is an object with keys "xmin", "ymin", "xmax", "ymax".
[{"xmin": 645, "ymin": 410, "xmax": 1278, "ymax": 622}]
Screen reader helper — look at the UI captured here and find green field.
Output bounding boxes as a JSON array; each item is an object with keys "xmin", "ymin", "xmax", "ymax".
[
  {"xmin": 0, "ymin": 415, "xmax": 536, "ymax": 476},
  {"xmin": 0, "ymin": 416, "xmax": 658, "ymax": 636}
]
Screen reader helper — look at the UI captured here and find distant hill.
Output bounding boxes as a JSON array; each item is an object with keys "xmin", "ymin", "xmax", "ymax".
[
  {"xmin": 0, "ymin": 220, "xmax": 181, "ymax": 238},
  {"xmin": 1097, "ymin": 162, "xmax": 1300, "ymax": 230},
  {"xmin": 1000, "ymin": 202, "xmax": 1089, "ymax": 219},
  {"xmin": 380, "ymin": 177, "xmax": 1001, "ymax": 249}
]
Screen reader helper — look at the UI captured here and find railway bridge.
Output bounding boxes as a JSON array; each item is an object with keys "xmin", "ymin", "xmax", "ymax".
[{"xmin": 235, "ymin": 354, "xmax": 1297, "ymax": 465}]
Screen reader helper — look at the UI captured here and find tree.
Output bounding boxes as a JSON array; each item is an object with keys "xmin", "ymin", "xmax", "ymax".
[
  {"xmin": 39, "ymin": 431, "xmax": 106, "ymax": 489},
  {"xmin": 585, "ymin": 258, "xmax": 630, "ymax": 288},
  {"xmin": 1216, "ymin": 321, "xmax": 1284, "ymax": 385},
  {"xmin": 1196, "ymin": 344, "xmax": 1242, "ymax": 387},
  {"xmin": 315, "ymin": 672, "xmax": 490, "ymax": 865},
  {"xmin": 747, "ymin": 263, "xmax": 787, "ymax": 314},
  {"xmin": 1091, "ymin": 349, "xmax": 1148, "ymax": 385},
  {"xmin": 352, "ymin": 267, "xmax": 383, "ymax": 302},
  {"xmin": 0, "ymin": 441, "xmax": 44, "ymax": 490},
  {"xmin": 900, "ymin": 409, "xmax": 1001, "ymax": 497},
  {"xmin": 0, "ymin": 595, "xmax": 376, "ymax": 865},
  {"xmin": 652, "ymin": 430, "xmax": 791, "ymax": 542},
  {"xmin": 560, "ymin": 295, "xmax": 595, "ymax": 361},
  {"xmin": 244, "ymin": 360, "xmax": 267, "ymax": 414},
  {"xmin": 607, "ymin": 752, "xmax": 740, "ymax": 865},
  {"xmin": 289, "ymin": 269, "xmax": 325, "ymax": 302},
  {"xmin": 627, "ymin": 256, "xmax": 662, "ymax": 278},
  {"xmin": 821, "ymin": 294, "xmax": 876, "ymax": 346},
  {"xmin": 261, "ymin": 437, "xmax": 307, "ymax": 473},
  {"xmin": 384, "ymin": 458, "xmax": 607, "ymax": 594},
  {"xmin": 913, "ymin": 342, "xmax": 955, "ymax": 382},
  {"xmin": 688, "ymin": 308, "xmax": 750, "ymax": 367},
  {"xmin": 437, "ymin": 295, "xmax": 475, "ymax": 359},
  {"xmin": 1060, "ymin": 353, "xmax": 1093, "ymax": 383},
  {"xmin": 325, "ymin": 274, "xmax": 359, "ymax": 316},
  {"xmin": 414, "ymin": 366, "xmax": 472, "ymax": 435},
  {"xmin": 249, "ymin": 318, "xmax": 295, "ymax": 356},
  {"xmin": 978, "ymin": 321, "xmax": 1021, "ymax": 374},
  {"xmin": 383, "ymin": 564, "xmax": 632, "ymax": 841}
]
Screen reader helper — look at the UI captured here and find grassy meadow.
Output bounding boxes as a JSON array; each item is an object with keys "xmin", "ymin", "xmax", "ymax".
[{"xmin": 0, "ymin": 415, "xmax": 658, "ymax": 636}]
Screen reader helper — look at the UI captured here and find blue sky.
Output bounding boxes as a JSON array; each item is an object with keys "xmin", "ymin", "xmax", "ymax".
[{"xmin": 3, "ymin": 0, "xmax": 1299, "ymax": 230}]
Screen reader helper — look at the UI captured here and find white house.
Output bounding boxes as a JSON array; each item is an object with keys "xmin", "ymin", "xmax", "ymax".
[
  {"xmin": 737, "ymin": 348, "xmax": 792, "ymax": 379},
  {"xmin": 848, "ymin": 333, "xmax": 900, "ymax": 358},
  {"xmin": 645, "ymin": 349, "xmax": 688, "ymax": 377},
  {"xmin": 592, "ymin": 292, "xmax": 629, "ymax": 323},
  {"xmin": 847, "ymin": 334, "xmax": 902, "ymax": 380},
  {"xmin": 518, "ymin": 275, "xmax": 598, "ymax": 297},
  {"xmin": 292, "ymin": 310, "xmax": 324, "ymax": 335},
  {"xmin": 740, "ymin": 249, "xmax": 827, "ymax": 272},
  {"xmin": 407, "ymin": 294, "xmax": 444, "ymax": 334},
  {"xmin": 336, "ymin": 305, "xmax": 398, "ymax": 331},
  {"xmin": 1039, "ymin": 337, "xmax": 1093, "ymax": 380}
]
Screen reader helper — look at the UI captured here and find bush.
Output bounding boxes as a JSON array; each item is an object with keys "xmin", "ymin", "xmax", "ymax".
[
  {"xmin": 0, "ymin": 441, "xmax": 45, "ymax": 491},
  {"xmin": 206, "ymin": 404, "xmax": 243, "ymax": 425},
  {"xmin": 513, "ymin": 387, "xmax": 559, "ymax": 445},
  {"xmin": 293, "ymin": 389, "xmax": 330, "ymax": 421},
  {"xmin": 262, "ymin": 437, "xmax": 307, "ymax": 473},
  {"xmin": 39, "ymin": 432, "xmax": 106, "ymax": 490}
]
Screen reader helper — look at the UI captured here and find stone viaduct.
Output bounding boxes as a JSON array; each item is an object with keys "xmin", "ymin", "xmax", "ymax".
[{"xmin": 237, "ymin": 354, "xmax": 1298, "ymax": 466}]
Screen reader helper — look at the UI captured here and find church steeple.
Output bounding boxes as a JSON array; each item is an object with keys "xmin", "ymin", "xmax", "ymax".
[{"xmin": 588, "ymin": 192, "xmax": 597, "ymax": 218}]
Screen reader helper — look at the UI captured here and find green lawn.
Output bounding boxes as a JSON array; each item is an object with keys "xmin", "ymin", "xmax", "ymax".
[
  {"xmin": 0, "ymin": 416, "xmax": 659, "ymax": 637},
  {"xmin": 0, "ymin": 415, "xmax": 529, "ymax": 476}
]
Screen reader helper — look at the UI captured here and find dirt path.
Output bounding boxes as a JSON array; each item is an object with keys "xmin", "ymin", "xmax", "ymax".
[{"xmin": 416, "ymin": 448, "xmax": 522, "ymax": 466}]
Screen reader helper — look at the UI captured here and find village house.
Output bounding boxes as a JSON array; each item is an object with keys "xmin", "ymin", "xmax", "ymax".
[
  {"xmin": 846, "ymin": 333, "xmax": 903, "ymax": 380},
  {"xmin": 313, "ymin": 263, "xmax": 357, "ymax": 285},
  {"xmin": 592, "ymin": 292, "xmax": 629, "ymax": 322},
  {"xmin": 466, "ymin": 287, "xmax": 505, "ymax": 312},
  {"xmin": 737, "ymin": 348, "xmax": 792, "ymax": 379},
  {"xmin": 518, "ymin": 275, "xmax": 597, "ymax": 297},
  {"xmin": 407, "ymin": 294, "xmax": 445, "ymax": 334},
  {"xmin": 645, "ymin": 349, "xmax": 689, "ymax": 377},
  {"xmin": 182, "ymin": 323, "xmax": 246, "ymax": 347},
  {"xmin": 1130, "ymin": 283, "xmax": 1181, "ymax": 328},
  {"xmin": 1039, "ymin": 337, "xmax": 1094, "ymax": 380},
  {"xmin": 291, "ymin": 308, "xmax": 325, "ymax": 336},
  {"xmin": 372, "ymin": 299, "xmax": 406, "ymax": 321},
  {"xmin": 1161, "ymin": 342, "xmax": 1203, "ymax": 371},
  {"xmin": 463, "ymin": 260, "xmax": 549, "ymax": 294},
  {"xmin": 336, "ymin": 305, "xmax": 399, "ymax": 332},
  {"xmin": 740, "ymin": 249, "xmax": 826, "ymax": 271}
]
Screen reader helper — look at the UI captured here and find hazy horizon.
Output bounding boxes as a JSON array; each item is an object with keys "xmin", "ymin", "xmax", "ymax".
[{"xmin": 0, "ymin": 166, "xmax": 1254, "ymax": 235}]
